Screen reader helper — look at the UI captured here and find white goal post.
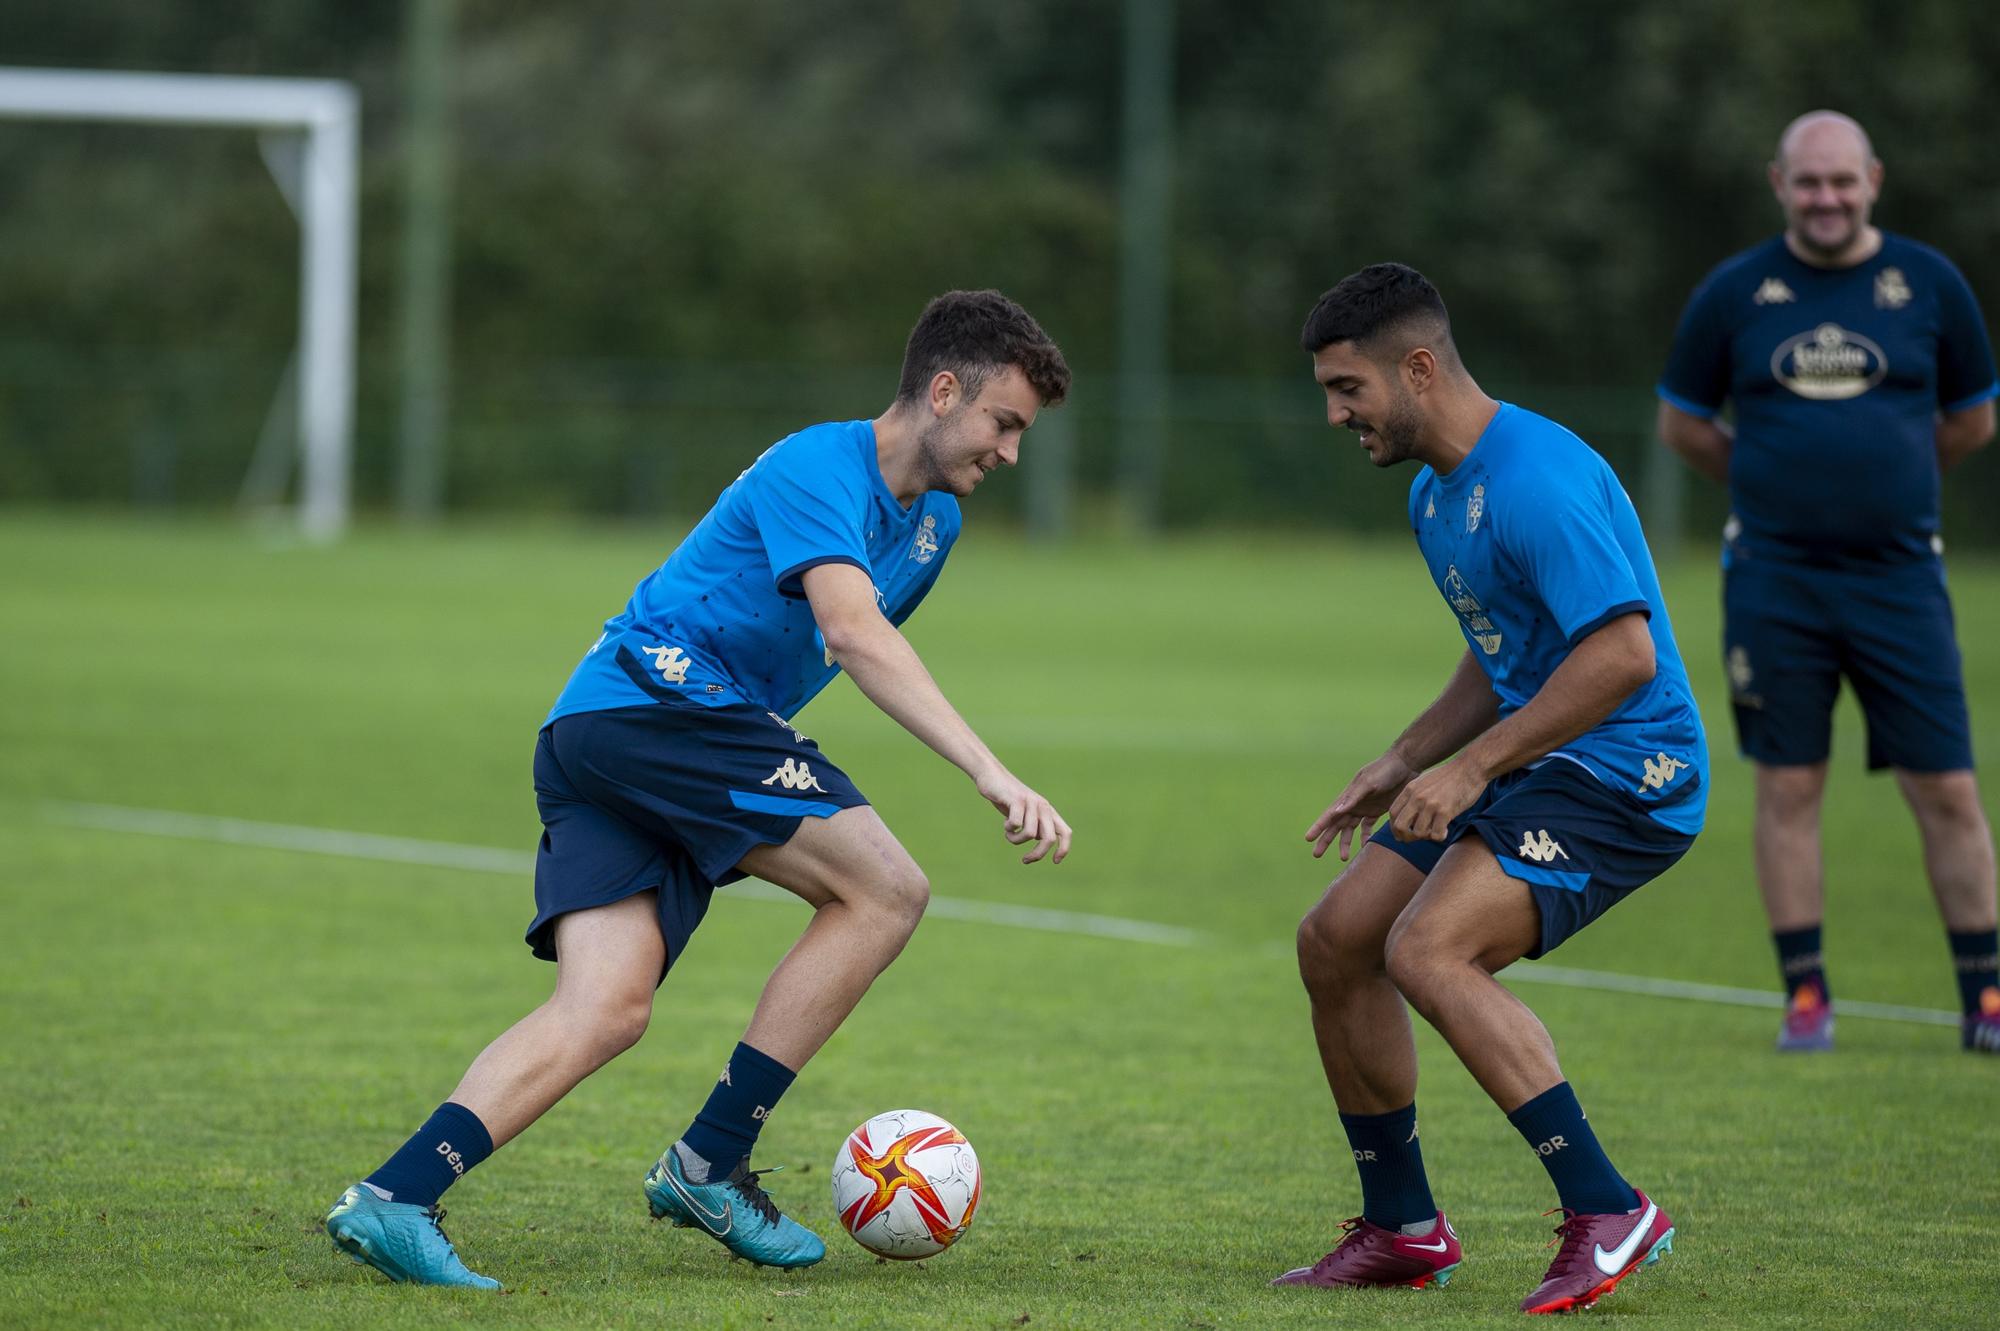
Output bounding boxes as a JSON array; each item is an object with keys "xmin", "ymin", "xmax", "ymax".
[{"xmin": 0, "ymin": 66, "xmax": 359, "ymax": 540}]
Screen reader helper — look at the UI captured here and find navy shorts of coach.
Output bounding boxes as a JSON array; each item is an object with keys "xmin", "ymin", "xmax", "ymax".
[
  {"xmin": 1368, "ymin": 759, "xmax": 1697, "ymax": 958},
  {"xmin": 526, "ymin": 694, "xmax": 869, "ymax": 979},
  {"xmin": 1722, "ymin": 541, "xmax": 1973, "ymax": 774}
]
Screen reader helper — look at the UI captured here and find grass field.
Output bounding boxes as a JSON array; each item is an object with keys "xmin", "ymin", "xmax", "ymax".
[{"xmin": 2, "ymin": 510, "xmax": 1997, "ymax": 1329}]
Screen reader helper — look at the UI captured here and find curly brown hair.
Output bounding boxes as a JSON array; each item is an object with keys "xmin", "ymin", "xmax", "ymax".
[{"xmin": 896, "ymin": 290, "xmax": 1071, "ymax": 407}]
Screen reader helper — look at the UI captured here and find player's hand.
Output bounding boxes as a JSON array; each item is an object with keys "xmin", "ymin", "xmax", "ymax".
[
  {"xmin": 1387, "ymin": 757, "xmax": 1486, "ymax": 843},
  {"xmin": 1307, "ymin": 751, "xmax": 1418, "ymax": 861},
  {"xmin": 977, "ymin": 770, "xmax": 1072, "ymax": 865}
]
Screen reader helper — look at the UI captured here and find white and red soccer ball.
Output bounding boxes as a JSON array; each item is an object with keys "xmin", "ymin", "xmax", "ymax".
[{"xmin": 830, "ymin": 1109, "xmax": 981, "ymax": 1259}]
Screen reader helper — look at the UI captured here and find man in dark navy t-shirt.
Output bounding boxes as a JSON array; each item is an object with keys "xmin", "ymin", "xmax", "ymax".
[{"xmin": 1658, "ymin": 110, "xmax": 2000, "ymax": 1055}]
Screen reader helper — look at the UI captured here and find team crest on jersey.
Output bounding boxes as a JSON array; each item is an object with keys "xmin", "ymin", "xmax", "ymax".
[
  {"xmin": 641, "ymin": 643, "xmax": 691, "ymax": 684},
  {"xmin": 1466, "ymin": 483, "xmax": 1486, "ymax": 534},
  {"xmin": 1772, "ymin": 323, "xmax": 1887, "ymax": 401},
  {"xmin": 909, "ymin": 514, "xmax": 940, "ymax": 564},
  {"xmin": 1637, "ymin": 751, "xmax": 1690, "ymax": 793},
  {"xmin": 1874, "ymin": 267, "xmax": 1912, "ymax": 310},
  {"xmin": 1442, "ymin": 565, "xmax": 1503, "ymax": 655},
  {"xmin": 1752, "ymin": 277, "xmax": 1796, "ymax": 306}
]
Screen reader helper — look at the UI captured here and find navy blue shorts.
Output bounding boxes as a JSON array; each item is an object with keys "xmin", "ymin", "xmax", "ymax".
[
  {"xmin": 1722, "ymin": 554, "xmax": 1973, "ymax": 772},
  {"xmin": 1367, "ymin": 760, "xmax": 1695, "ymax": 958},
  {"xmin": 527, "ymin": 700, "xmax": 868, "ymax": 977}
]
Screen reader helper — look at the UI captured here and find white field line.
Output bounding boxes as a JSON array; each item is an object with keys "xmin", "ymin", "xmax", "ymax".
[
  {"xmin": 42, "ymin": 800, "xmax": 1960, "ymax": 1027},
  {"xmin": 40, "ymin": 801, "xmax": 1203, "ymax": 949}
]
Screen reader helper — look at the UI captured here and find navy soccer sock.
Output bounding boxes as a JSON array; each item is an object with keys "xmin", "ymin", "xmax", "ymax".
[
  {"xmin": 1948, "ymin": 928, "xmax": 2000, "ymax": 1019},
  {"xmin": 1507, "ymin": 1082, "xmax": 1639, "ymax": 1216},
  {"xmin": 1338, "ymin": 1103, "xmax": 1437, "ymax": 1231},
  {"xmin": 678, "ymin": 1041, "xmax": 797, "ymax": 1179},
  {"xmin": 1773, "ymin": 925, "xmax": 1828, "ymax": 1004},
  {"xmin": 362, "ymin": 1101, "xmax": 494, "ymax": 1209}
]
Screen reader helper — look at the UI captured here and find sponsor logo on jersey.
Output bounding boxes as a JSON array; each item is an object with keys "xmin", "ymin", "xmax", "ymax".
[
  {"xmin": 1466, "ymin": 483, "xmax": 1485, "ymax": 534},
  {"xmin": 1752, "ymin": 277, "xmax": 1796, "ymax": 305},
  {"xmin": 910, "ymin": 513, "xmax": 940, "ymax": 564},
  {"xmin": 1517, "ymin": 830, "xmax": 1568, "ymax": 863},
  {"xmin": 1442, "ymin": 565, "xmax": 1503, "ymax": 655},
  {"xmin": 762, "ymin": 758, "xmax": 827, "ymax": 792},
  {"xmin": 1638, "ymin": 751, "xmax": 1690, "ymax": 792},
  {"xmin": 642, "ymin": 643, "xmax": 691, "ymax": 684},
  {"xmin": 1772, "ymin": 322, "xmax": 1887, "ymax": 400},
  {"xmin": 1874, "ymin": 266, "xmax": 1912, "ymax": 310}
]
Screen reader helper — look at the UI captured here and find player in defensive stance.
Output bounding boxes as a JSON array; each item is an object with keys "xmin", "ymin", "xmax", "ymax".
[
  {"xmin": 1275, "ymin": 265, "xmax": 1704, "ymax": 1314},
  {"xmin": 324, "ymin": 291, "xmax": 1073, "ymax": 1288}
]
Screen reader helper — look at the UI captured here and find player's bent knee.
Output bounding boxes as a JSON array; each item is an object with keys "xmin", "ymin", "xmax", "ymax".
[{"xmin": 1297, "ymin": 901, "xmax": 1388, "ymax": 988}]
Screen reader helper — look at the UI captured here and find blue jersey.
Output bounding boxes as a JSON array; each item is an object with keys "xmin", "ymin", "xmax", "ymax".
[
  {"xmin": 546, "ymin": 419, "xmax": 961, "ymax": 725},
  {"xmin": 1408, "ymin": 403, "xmax": 1708, "ymax": 834},
  {"xmin": 1658, "ymin": 233, "xmax": 1998, "ymax": 565}
]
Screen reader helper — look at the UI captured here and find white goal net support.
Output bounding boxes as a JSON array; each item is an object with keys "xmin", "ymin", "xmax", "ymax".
[{"xmin": 0, "ymin": 66, "xmax": 359, "ymax": 541}]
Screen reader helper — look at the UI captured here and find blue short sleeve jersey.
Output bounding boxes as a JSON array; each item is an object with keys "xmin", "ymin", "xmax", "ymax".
[
  {"xmin": 1408, "ymin": 404, "xmax": 1709, "ymax": 833},
  {"xmin": 1658, "ymin": 233, "xmax": 1998, "ymax": 564},
  {"xmin": 546, "ymin": 419, "xmax": 961, "ymax": 725}
]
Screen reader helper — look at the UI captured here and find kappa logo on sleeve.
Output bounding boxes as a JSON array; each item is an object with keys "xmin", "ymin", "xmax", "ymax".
[
  {"xmin": 1637, "ymin": 752, "xmax": 1691, "ymax": 793},
  {"xmin": 641, "ymin": 644, "xmax": 691, "ymax": 684}
]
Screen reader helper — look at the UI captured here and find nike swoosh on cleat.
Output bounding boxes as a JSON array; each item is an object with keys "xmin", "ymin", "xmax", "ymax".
[
  {"xmin": 1404, "ymin": 1236, "xmax": 1450, "ymax": 1253},
  {"xmin": 1592, "ymin": 1201, "xmax": 1658, "ymax": 1276},
  {"xmin": 660, "ymin": 1167, "xmax": 733, "ymax": 1237}
]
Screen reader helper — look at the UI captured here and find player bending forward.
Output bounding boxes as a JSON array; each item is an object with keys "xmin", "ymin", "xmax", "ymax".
[
  {"xmin": 1275, "ymin": 265, "xmax": 1705, "ymax": 1315},
  {"xmin": 325, "ymin": 291, "xmax": 1073, "ymax": 1288}
]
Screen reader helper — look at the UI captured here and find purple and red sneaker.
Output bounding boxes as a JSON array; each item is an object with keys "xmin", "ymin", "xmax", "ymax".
[
  {"xmin": 1963, "ymin": 1002, "xmax": 2000, "ymax": 1053},
  {"xmin": 1777, "ymin": 982, "xmax": 1834, "ymax": 1053},
  {"xmin": 1520, "ymin": 1191, "xmax": 1674, "ymax": 1315},
  {"xmin": 1271, "ymin": 1211, "xmax": 1461, "ymax": 1290}
]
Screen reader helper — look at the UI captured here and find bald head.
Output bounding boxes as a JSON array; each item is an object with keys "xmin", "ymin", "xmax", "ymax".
[
  {"xmin": 1775, "ymin": 110, "xmax": 1874, "ymax": 172},
  {"xmin": 1769, "ymin": 110, "xmax": 1883, "ymax": 267}
]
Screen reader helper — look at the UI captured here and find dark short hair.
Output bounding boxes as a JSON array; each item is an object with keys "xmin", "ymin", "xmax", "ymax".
[
  {"xmin": 896, "ymin": 290, "xmax": 1071, "ymax": 407},
  {"xmin": 1298, "ymin": 263, "xmax": 1452, "ymax": 356}
]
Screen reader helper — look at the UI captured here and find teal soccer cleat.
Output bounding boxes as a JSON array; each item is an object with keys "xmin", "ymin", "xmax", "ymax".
[
  {"xmin": 644, "ymin": 1143, "xmax": 826, "ymax": 1268},
  {"xmin": 324, "ymin": 1184, "xmax": 501, "ymax": 1289}
]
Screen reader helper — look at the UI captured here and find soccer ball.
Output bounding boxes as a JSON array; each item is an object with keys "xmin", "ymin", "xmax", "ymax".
[{"xmin": 830, "ymin": 1109, "xmax": 982, "ymax": 1259}]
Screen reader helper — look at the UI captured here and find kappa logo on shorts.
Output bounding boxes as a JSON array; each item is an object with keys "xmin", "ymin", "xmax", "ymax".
[
  {"xmin": 1638, "ymin": 751, "xmax": 1690, "ymax": 792},
  {"xmin": 762, "ymin": 758, "xmax": 827, "ymax": 792},
  {"xmin": 641, "ymin": 643, "xmax": 691, "ymax": 684},
  {"xmin": 1517, "ymin": 830, "xmax": 1569, "ymax": 863}
]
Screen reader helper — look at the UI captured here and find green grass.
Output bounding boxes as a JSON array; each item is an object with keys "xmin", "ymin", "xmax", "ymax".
[{"xmin": 1, "ymin": 510, "xmax": 1997, "ymax": 1329}]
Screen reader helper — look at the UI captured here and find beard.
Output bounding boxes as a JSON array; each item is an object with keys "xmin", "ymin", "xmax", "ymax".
[
  {"xmin": 1367, "ymin": 391, "xmax": 1426, "ymax": 467},
  {"xmin": 914, "ymin": 415, "xmax": 971, "ymax": 494}
]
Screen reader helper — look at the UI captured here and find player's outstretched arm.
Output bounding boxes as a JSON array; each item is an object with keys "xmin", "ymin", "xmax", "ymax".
[
  {"xmin": 1306, "ymin": 651, "xmax": 1499, "ymax": 860},
  {"xmin": 802, "ymin": 562, "xmax": 1070, "ymax": 865},
  {"xmin": 1657, "ymin": 401, "xmax": 1732, "ymax": 485},
  {"xmin": 1387, "ymin": 612, "xmax": 1655, "ymax": 842}
]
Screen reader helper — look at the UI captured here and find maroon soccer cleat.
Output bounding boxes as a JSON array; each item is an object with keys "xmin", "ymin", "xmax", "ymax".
[
  {"xmin": 1520, "ymin": 1191, "xmax": 1674, "ymax": 1315},
  {"xmin": 1271, "ymin": 1212, "xmax": 1461, "ymax": 1290},
  {"xmin": 1777, "ymin": 981, "xmax": 1834, "ymax": 1052},
  {"xmin": 1963, "ymin": 987, "xmax": 2000, "ymax": 1053}
]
